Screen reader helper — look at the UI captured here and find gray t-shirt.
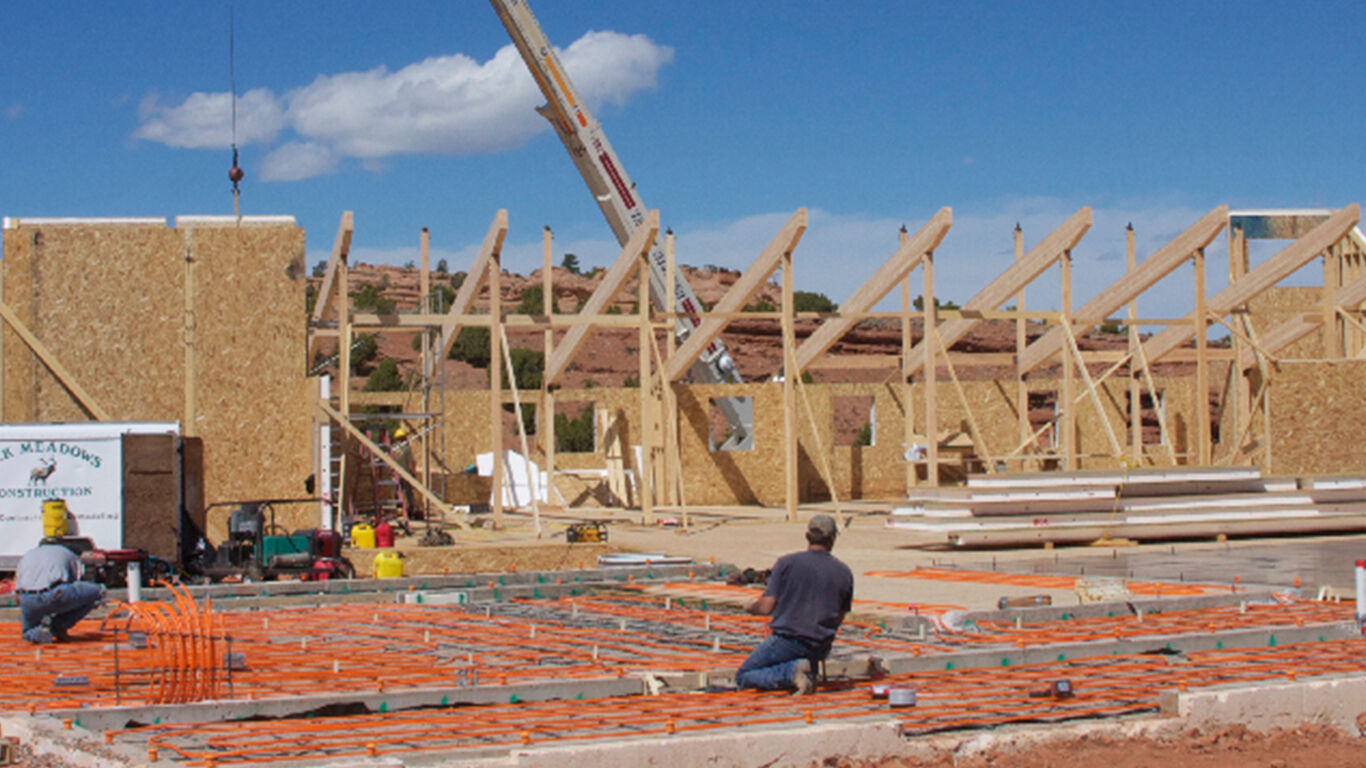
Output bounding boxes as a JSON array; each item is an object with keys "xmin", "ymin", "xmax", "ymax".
[
  {"xmin": 15, "ymin": 543, "xmax": 81, "ymax": 592},
  {"xmin": 762, "ymin": 548, "xmax": 854, "ymax": 646}
]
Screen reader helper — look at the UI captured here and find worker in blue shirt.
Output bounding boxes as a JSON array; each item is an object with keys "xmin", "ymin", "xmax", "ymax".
[
  {"xmin": 736, "ymin": 514, "xmax": 854, "ymax": 694},
  {"xmin": 14, "ymin": 538, "xmax": 104, "ymax": 644}
]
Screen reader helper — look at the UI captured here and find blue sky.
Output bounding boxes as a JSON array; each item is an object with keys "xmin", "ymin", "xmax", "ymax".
[{"xmin": 3, "ymin": 1, "xmax": 1363, "ymax": 318}]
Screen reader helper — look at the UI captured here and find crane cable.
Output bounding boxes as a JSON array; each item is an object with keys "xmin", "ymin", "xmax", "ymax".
[{"xmin": 227, "ymin": 0, "xmax": 244, "ymax": 219}]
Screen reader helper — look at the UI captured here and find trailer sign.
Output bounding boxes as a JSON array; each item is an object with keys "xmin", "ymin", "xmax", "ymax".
[{"xmin": 0, "ymin": 422, "xmax": 176, "ymax": 557}]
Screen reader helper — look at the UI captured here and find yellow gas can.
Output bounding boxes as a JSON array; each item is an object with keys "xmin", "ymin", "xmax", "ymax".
[
  {"xmin": 373, "ymin": 551, "xmax": 403, "ymax": 579},
  {"xmin": 351, "ymin": 523, "xmax": 376, "ymax": 549},
  {"xmin": 42, "ymin": 499, "xmax": 69, "ymax": 538}
]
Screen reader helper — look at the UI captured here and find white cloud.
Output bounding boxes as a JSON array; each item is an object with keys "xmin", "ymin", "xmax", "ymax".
[
  {"xmin": 260, "ymin": 142, "xmax": 338, "ymax": 182},
  {"xmin": 132, "ymin": 32, "xmax": 672, "ymax": 180},
  {"xmin": 133, "ymin": 88, "xmax": 284, "ymax": 149}
]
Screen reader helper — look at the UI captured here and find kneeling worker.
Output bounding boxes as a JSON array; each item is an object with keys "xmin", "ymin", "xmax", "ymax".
[
  {"xmin": 736, "ymin": 514, "xmax": 854, "ymax": 694},
  {"xmin": 15, "ymin": 537, "xmax": 103, "ymax": 644}
]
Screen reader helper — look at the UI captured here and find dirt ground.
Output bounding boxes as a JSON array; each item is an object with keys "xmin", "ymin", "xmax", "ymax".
[{"xmin": 847, "ymin": 724, "xmax": 1366, "ymax": 768}]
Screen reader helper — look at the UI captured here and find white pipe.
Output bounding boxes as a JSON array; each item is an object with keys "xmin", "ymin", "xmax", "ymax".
[
  {"xmin": 1356, "ymin": 559, "xmax": 1366, "ymax": 623},
  {"xmin": 127, "ymin": 561, "xmax": 142, "ymax": 603}
]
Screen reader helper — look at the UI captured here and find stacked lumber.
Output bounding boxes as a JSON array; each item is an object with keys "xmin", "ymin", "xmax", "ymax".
[{"xmin": 887, "ymin": 468, "xmax": 1366, "ymax": 547}]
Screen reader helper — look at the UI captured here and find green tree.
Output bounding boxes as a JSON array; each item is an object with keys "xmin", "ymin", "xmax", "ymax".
[
  {"xmin": 363, "ymin": 358, "xmax": 405, "ymax": 392},
  {"xmin": 403, "ymin": 260, "xmax": 416, "ymax": 270},
  {"xmin": 351, "ymin": 334, "xmax": 379, "ymax": 374},
  {"xmin": 913, "ymin": 295, "xmax": 960, "ymax": 311},
  {"xmin": 561, "ymin": 253, "xmax": 582, "ymax": 275},
  {"xmin": 306, "ymin": 284, "xmax": 318, "ymax": 314},
  {"xmin": 743, "ymin": 299, "xmax": 776, "ymax": 313},
  {"xmin": 555, "ymin": 405, "xmax": 595, "ymax": 452},
  {"xmin": 435, "ymin": 258, "xmax": 449, "ymax": 275},
  {"xmin": 448, "ymin": 326, "xmax": 490, "ymax": 366},
  {"xmin": 792, "ymin": 291, "xmax": 837, "ymax": 313},
  {"xmin": 352, "ymin": 282, "xmax": 396, "ymax": 314},
  {"xmin": 516, "ymin": 285, "xmax": 544, "ymax": 315},
  {"xmin": 451, "ymin": 272, "xmax": 467, "ymax": 291},
  {"xmin": 312, "ymin": 260, "xmax": 327, "ymax": 278},
  {"xmin": 503, "ymin": 348, "xmax": 544, "ymax": 390},
  {"xmin": 623, "ymin": 374, "xmax": 639, "ymax": 388},
  {"xmin": 853, "ymin": 422, "xmax": 873, "ymax": 447}
]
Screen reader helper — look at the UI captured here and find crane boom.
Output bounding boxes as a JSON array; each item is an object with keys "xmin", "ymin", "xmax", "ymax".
[{"xmin": 490, "ymin": 0, "xmax": 747, "ymax": 387}]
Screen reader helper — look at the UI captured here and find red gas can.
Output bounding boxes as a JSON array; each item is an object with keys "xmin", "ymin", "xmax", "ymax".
[{"xmin": 375, "ymin": 520, "xmax": 394, "ymax": 548}]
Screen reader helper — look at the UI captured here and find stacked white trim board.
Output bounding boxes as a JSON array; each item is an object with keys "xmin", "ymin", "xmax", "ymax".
[{"xmin": 887, "ymin": 467, "xmax": 1366, "ymax": 547}]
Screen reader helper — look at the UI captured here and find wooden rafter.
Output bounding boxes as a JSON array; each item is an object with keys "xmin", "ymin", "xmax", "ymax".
[
  {"xmin": 1017, "ymin": 206, "xmax": 1227, "ymax": 374},
  {"xmin": 544, "ymin": 211, "xmax": 658, "ymax": 386},
  {"xmin": 795, "ymin": 207, "xmax": 953, "ymax": 374},
  {"xmin": 306, "ymin": 211, "xmax": 354, "ymax": 364},
  {"xmin": 1143, "ymin": 204, "xmax": 1359, "ymax": 363},
  {"xmin": 904, "ymin": 207, "xmax": 1092, "ymax": 377},
  {"xmin": 1239, "ymin": 255, "xmax": 1366, "ymax": 368},
  {"xmin": 439, "ymin": 210, "xmax": 508, "ymax": 359},
  {"xmin": 665, "ymin": 208, "xmax": 807, "ymax": 382}
]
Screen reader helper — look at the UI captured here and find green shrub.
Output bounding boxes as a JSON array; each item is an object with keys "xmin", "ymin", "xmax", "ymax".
[
  {"xmin": 352, "ymin": 282, "xmax": 396, "ymax": 314},
  {"xmin": 504, "ymin": 348, "xmax": 544, "ymax": 390},
  {"xmin": 363, "ymin": 358, "xmax": 405, "ymax": 392},
  {"xmin": 555, "ymin": 405, "xmax": 594, "ymax": 452},
  {"xmin": 448, "ymin": 326, "xmax": 490, "ymax": 366},
  {"xmin": 351, "ymin": 335, "xmax": 379, "ymax": 374},
  {"xmin": 793, "ymin": 291, "xmax": 837, "ymax": 313},
  {"xmin": 516, "ymin": 285, "xmax": 544, "ymax": 315}
]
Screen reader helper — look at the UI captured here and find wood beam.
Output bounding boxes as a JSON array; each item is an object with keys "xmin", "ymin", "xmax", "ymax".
[
  {"xmin": 905, "ymin": 207, "xmax": 1091, "ymax": 377},
  {"xmin": 795, "ymin": 208, "xmax": 953, "ymax": 374},
  {"xmin": 1239, "ymin": 260, "xmax": 1366, "ymax": 368},
  {"xmin": 306, "ymin": 211, "xmax": 354, "ymax": 364},
  {"xmin": 316, "ymin": 400, "xmax": 462, "ymax": 525},
  {"xmin": 1144, "ymin": 204, "xmax": 1359, "ymax": 364},
  {"xmin": 439, "ymin": 210, "xmax": 508, "ymax": 359},
  {"xmin": 0, "ymin": 300, "xmax": 111, "ymax": 421},
  {"xmin": 544, "ymin": 211, "xmax": 658, "ymax": 386},
  {"xmin": 1018, "ymin": 206, "xmax": 1227, "ymax": 374},
  {"xmin": 664, "ymin": 209, "xmax": 807, "ymax": 382}
]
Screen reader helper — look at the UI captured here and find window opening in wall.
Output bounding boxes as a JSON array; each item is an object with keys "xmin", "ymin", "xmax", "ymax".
[
  {"xmin": 832, "ymin": 395, "xmax": 875, "ymax": 446},
  {"xmin": 554, "ymin": 402, "xmax": 595, "ymax": 453},
  {"xmin": 1126, "ymin": 390, "xmax": 1167, "ymax": 446},
  {"xmin": 1027, "ymin": 391, "xmax": 1059, "ymax": 450},
  {"xmin": 502, "ymin": 403, "xmax": 536, "ymax": 436},
  {"xmin": 709, "ymin": 397, "xmax": 755, "ymax": 451}
]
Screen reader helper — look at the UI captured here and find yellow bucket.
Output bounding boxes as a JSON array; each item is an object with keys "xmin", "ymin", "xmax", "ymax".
[
  {"xmin": 42, "ymin": 499, "xmax": 69, "ymax": 538},
  {"xmin": 351, "ymin": 523, "xmax": 376, "ymax": 549},
  {"xmin": 373, "ymin": 551, "xmax": 403, "ymax": 579}
]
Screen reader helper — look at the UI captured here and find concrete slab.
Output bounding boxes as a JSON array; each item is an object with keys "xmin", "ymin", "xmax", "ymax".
[{"xmin": 1160, "ymin": 674, "xmax": 1366, "ymax": 735}]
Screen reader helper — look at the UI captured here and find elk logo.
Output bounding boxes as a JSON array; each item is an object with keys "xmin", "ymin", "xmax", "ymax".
[{"xmin": 29, "ymin": 458, "xmax": 56, "ymax": 486}]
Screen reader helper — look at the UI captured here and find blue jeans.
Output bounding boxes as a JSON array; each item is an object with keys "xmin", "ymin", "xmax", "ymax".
[
  {"xmin": 19, "ymin": 582, "xmax": 103, "ymax": 642},
  {"xmin": 735, "ymin": 633, "xmax": 827, "ymax": 690}
]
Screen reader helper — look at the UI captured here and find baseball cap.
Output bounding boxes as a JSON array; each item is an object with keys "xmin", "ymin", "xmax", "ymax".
[{"xmin": 807, "ymin": 514, "xmax": 838, "ymax": 540}]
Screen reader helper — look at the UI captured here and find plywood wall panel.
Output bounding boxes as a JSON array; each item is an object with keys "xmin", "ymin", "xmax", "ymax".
[
  {"xmin": 187, "ymin": 224, "xmax": 310, "ymax": 505},
  {"xmin": 1267, "ymin": 360, "xmax": 1366, "ymax": 475},
  {"xmin": 1, "ymin": 221, "xmax": 312, "ymax": 516}
]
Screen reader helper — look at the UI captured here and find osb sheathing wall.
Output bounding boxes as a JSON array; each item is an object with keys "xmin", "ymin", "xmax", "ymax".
[
  {"xmin": 424, "ymin": 369, "xmax": 1217, "ymax": 506},
  {"xmin": 1265, "ymin": 360, "xmax": 1366, "ymax": 476},
  {"xmin": 1248, "ymin": 287, "xmax": 1324, "ymax": 360},
  {"xmin": 1, "ymin": 222, "xmax": 313, "ymax": 534}
]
